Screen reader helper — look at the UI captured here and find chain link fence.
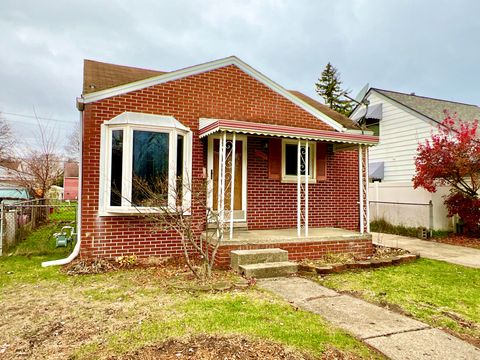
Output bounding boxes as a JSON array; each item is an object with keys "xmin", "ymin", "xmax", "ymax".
[{"xmin": 0, "ymin": 199, "xmax": 77, "ymax": 255}]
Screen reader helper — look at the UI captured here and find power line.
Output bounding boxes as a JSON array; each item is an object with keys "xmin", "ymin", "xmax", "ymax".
[{"xmin": 1, "ymin": 111, "xmax": 76, "ymax": 124}]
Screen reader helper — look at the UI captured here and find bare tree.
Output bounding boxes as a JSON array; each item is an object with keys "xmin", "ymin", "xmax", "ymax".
[
  {"xmin": 0, "ymin": 112, "xmax": 14, "ymax": 160},
  {"xmin": 15, "ymin": 112, "xmax": 63, "ymax": 198},
  {"xmin": 128, "ymin": 175, "xmax": 225, "ymax": 280},
  {"xmin": 64, "ymin": 123, "xmax": 80, "ymax": 160}
]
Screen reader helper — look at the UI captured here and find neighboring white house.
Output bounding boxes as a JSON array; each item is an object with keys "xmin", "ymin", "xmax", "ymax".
[{"xmin": 351, "ymin": 88, "xmax": 480, "ymax": 231}]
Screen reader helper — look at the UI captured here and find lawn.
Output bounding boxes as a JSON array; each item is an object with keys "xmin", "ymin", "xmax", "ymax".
[
  {"xmin": 0, "ymin": 225, "xmax": 381, "ymax": 360},
  {"xmin": 48, "ymin": 202, "xmax": 77, "ymax": 222},
  {"xmin": 320, "ymin": 259, "xmax": 480, "ymax": 343}
]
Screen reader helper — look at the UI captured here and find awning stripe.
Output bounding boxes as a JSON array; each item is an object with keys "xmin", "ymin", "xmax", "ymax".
[{"xmin": 199, "ymin": 119, "xmax": 378, "ymax": 145}]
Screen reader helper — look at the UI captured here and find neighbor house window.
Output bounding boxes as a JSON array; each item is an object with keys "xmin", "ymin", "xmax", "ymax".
[
  {"xmin": 100, "ymin": 112, "xmax": 192, "ymax": 214},
  {"xmin": 281, "ymin": 140, "xmax": 316, "ymax": 182}
]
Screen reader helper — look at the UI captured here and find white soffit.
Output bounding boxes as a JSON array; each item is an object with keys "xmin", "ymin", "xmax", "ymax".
[{"xmin": 81, "ymin": 56, "xmax": 345, "ymax": 133}]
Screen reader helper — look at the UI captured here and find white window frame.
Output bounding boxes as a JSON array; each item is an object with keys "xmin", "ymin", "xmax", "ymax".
[
  {"xmin": 281, "ymin": 139, "xmax": 316, "ymax": 183},
  {"xmin": 98, "ymin": 112, "xmax": 192, "ymax": 216}
]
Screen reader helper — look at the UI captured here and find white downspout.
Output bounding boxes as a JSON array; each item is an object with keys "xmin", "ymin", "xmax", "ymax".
[
  {"xmin": 42, "ymin": 103, "xmax": 83, "ymax": 267},
  {"xmin": 358, "ymin": 144, "xmax": 364, "ymax": 234}
]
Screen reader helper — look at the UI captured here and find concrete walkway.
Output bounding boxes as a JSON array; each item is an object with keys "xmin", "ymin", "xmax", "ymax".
[
  {"xmin": 258, "ymin": 277, "xmax": 480, "ymax": 360},
  {"xmin": 372, "ymin": 232, "xmax": 480, "ymax": 268}
]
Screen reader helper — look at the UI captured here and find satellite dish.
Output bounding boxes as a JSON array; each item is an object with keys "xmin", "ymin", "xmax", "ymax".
[{"xmin": 355, "ymin": 83, "xmax": 369, "ymax": 103}]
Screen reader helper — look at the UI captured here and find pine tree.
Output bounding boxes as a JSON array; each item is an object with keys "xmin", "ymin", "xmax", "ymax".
[{"xmin": 315, "ymin": 62, "xmax": 353, "ymax": 116}]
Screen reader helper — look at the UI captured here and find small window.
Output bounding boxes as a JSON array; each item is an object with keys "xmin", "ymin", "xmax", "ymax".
[{"xmin": 281, "ymin": 140, "xmax": 316, "ymax": 182}]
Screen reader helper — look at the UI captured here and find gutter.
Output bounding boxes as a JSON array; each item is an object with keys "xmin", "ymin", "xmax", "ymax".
[{"xmin": 42, "ymin": 97, "xmax": 84, "ymax": 267}]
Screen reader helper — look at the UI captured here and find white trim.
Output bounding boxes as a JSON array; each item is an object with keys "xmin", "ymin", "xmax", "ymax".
[
  {"xmin": 98, "ymin": 112, "xmax": 192, "ymax": 216},
  {"xmin": 281, "ymin": 139, "xmax": 316, "ymax": 183},
  {"xmin": 82, "ymin": 56, "xmax": 345, "ymax": 132},
  {"xmin": 207, "ymin": 133, "xmax": 248, "ymax": 222}
]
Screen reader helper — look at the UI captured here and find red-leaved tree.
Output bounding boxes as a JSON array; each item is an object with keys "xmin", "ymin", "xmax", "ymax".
[{"xmin": 413, "ymin": 111, "xmax": 480, "ymax": 234}]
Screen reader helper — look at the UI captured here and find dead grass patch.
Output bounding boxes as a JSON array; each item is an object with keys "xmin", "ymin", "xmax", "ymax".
[{"xmin": 110, "ymin": 334, "xmax": 360, "ymax": 360}]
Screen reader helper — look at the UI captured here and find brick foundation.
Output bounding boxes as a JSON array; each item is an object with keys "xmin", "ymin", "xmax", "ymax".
[{"xmin": 211, "ymin": 237, "xmax": 374, "ymax": 269}]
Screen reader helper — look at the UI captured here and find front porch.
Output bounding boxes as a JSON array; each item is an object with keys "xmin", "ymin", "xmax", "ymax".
[{"xmin": 204, "ymin": 227, "xmax": 373, "ymax": 268}]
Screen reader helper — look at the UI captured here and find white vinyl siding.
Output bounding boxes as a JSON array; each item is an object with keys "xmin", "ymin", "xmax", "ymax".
[{"xmin": 364, "ymin": 93, "xmax": 437, "ymax": 182}]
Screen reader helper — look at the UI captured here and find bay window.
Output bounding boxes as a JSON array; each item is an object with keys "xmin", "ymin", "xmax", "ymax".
[{"xmin": 99, "ymin": 112, "xmax": 192, "ymax": 214}]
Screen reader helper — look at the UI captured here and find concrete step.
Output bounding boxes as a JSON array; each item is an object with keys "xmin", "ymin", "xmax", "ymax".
[
  {"xmin": 230, "ymin": 248, "xmax": 288, "ymax": 271},
  {"xmin": 239, "ymin": 261, "xmax": 298, "ymax": 279}
]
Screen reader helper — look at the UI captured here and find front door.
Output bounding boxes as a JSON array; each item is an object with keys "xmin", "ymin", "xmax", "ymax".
[{"xmin": 207, "ymin": 135, "xmax": 247, "ymax": 221}]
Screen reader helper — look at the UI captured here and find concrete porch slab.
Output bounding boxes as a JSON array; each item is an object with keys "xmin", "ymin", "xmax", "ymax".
[{"xmin": 205, "ymin": 227, "xmax": 371, "ymax": 245}]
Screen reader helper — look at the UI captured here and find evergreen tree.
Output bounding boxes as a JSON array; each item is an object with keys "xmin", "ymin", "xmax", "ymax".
[{"xmin": 315, "ymin": 62, "xmax": 353, "ymax": 115}]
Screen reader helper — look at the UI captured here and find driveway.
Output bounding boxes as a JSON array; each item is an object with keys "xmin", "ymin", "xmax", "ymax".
[{"xmin": 372, "ymin": 232, "xmax": 480, "ymax": 269}]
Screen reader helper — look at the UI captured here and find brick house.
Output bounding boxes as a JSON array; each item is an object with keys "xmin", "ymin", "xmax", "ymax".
[{"xmin": 76, "ymin": 56, "xmax": 378, "ymax": 267}]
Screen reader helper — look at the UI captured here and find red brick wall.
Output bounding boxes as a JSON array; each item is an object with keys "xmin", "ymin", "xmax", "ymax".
[
  {"xmin": 247, "ymin": 137, "xmax": 359, "ymax": 231},
  {"xmin": 212, "ymin": 238, "xmax": 373, "ymax": 269},
  {"xmin": 80, "ymin": 64, "xmax": 361, "ymax": 259}
]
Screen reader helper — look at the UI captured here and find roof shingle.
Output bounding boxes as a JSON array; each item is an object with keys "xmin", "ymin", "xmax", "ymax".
[
  {"xmin": 288, "ymin": 90, "xmax": 360, "ymax": 130},
  {"xmin": 374, "ymin": 88, "xmax": 480, "ymax": 123},
  {"xmin": 83, "ymin": 60, "xmax": 165, "ymax": 94}
]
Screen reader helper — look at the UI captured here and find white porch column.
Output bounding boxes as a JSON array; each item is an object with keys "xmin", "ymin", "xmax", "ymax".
[
  {"xmin": 297, "ymin": 139, "xmax": 301, "ymax": 237},
  {"xmin": 229, "ymin": 132, "xmax": 236, "ymax": 240},
  {"xmin": 365, "ymin": 147, "xmax": 370, "ymax": 233},
  {"xmin": 220, "ymin": 132, "xmax": 227, "ymax": 229},
  {"xmin": 217, "ymin": 135, "xmax": 223, "ymax": 213},
  {"xmin": 358, "ymin": 144, "xmax": 364, "ymax": 234},
  {"xmin": 217, "ymin": 131, "xmax": 228, "ymax": 238},
  {"xmin": 305, "ymin": 140, "xmax": 309, "ymax": 237}
]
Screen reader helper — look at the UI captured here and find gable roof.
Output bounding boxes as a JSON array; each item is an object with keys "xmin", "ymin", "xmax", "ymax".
[
  {"xmin": 80, "ymin": 56, "xmax": 360, "ymax": 132},
  {"xmin": 83, "ymin": 60, "xmax": 165, "ymax": 94},
  {"xmin": 288, "ymin": 90, "xmax": 359, "ymax": 130},
  {"xmin": 372, "ymin": 88, "xmax": 480, "ymax": 124}
]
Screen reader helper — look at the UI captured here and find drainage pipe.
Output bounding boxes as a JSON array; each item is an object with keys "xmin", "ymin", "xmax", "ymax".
[{"xmin": 42, "ymin": 100, "xmax": 84, "ymax": 267}]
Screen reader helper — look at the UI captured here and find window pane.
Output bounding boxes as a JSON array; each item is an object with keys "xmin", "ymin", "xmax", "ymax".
[
  {"xmin": 110, "ymin": 130, "xmax": 123, "ymax": 206},
  {"xmin": 285, "ymin": 144, "xmax": 298, "ymax": 175},
  {"xmin": 176, "ymin": 135, "xmax": 184, "ymax": 205},
  {"xmin": 176, "ymin": 135, "xmax": 184, "ymax": 178},
  {"xmin": 132, "ymin": 130, "xmax": 169, "ymax": 206},
  {"xmin": 285, "ymin": 144, "xmax": 311, "ymax": 176}
]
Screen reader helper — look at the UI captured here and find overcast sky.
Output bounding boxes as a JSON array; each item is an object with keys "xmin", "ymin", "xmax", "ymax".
[{"xmin": 1, "ymin": 0, "xmax": 479, "ymax": 149}]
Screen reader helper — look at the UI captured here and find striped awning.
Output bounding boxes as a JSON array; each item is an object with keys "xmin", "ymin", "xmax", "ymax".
[{"xmin": 199, "ymin": 118, "xmax": 378, "ymax": 145}]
